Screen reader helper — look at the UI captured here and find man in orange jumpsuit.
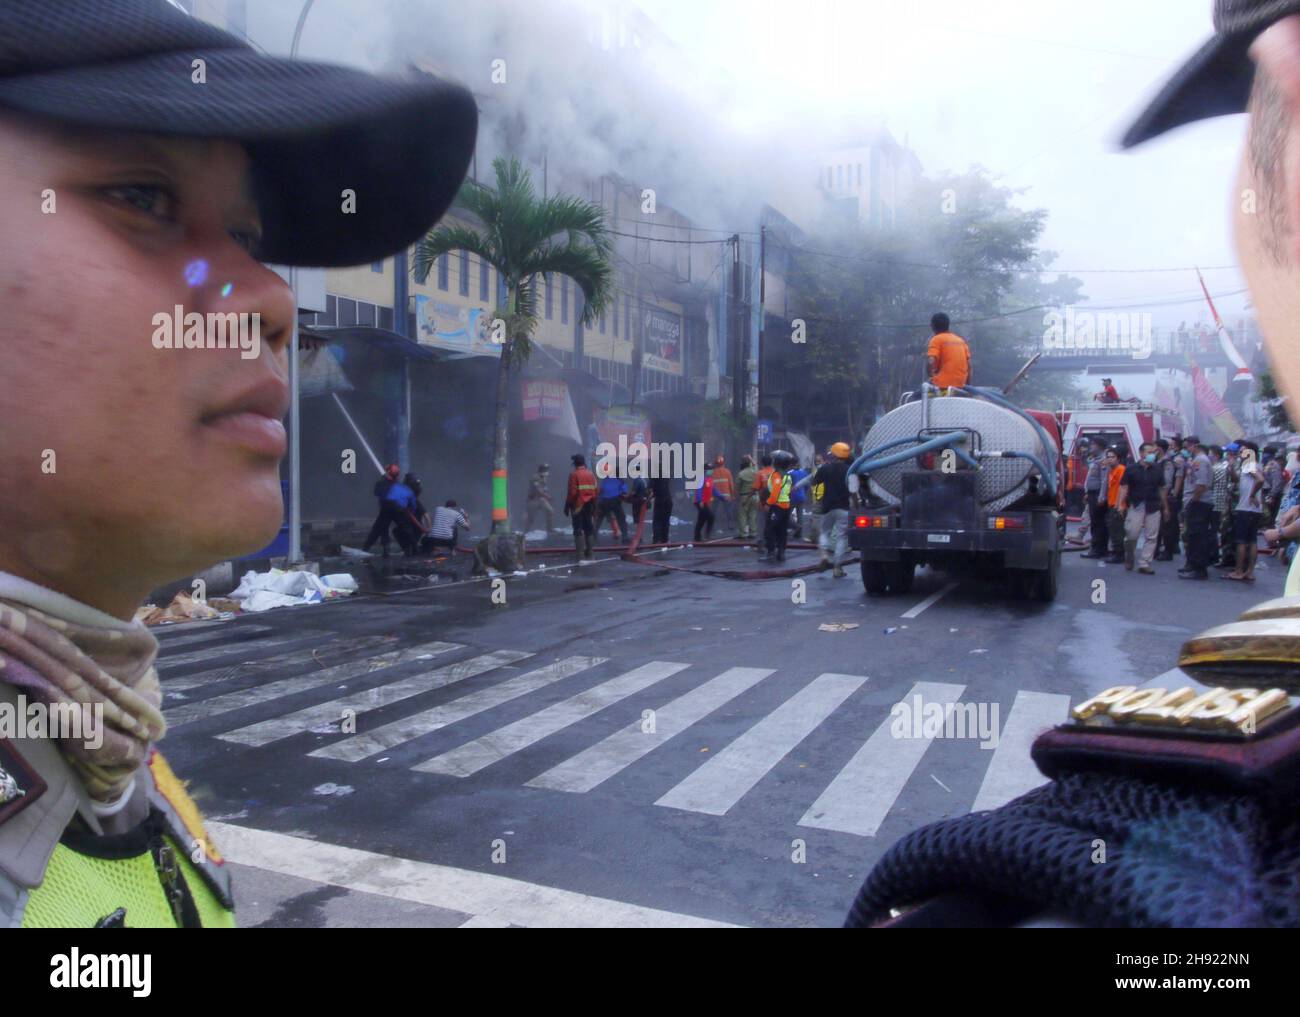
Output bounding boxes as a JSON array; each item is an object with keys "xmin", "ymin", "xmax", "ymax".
[{"xmin": 926, "ymin": 312, "xmax": 971, "ymax": 392}]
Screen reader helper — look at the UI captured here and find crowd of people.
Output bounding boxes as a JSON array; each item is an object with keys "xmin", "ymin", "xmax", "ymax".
[
  {"xmin": 552, "ymin": 442, "xmax": 860, "ymax": 571},
  {"xmin": 1075, "ymin": 434, "xmax": 1298, "ymax": 581}
]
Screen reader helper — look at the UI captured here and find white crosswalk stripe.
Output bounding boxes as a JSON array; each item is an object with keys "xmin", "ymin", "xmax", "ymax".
[
  {"xmin": 161, "ymin": 632, "xmax": 400, "ymax": 692},
  {"xmin": 164, "ymin": 640, "xmax": 463, "ymax": 725},
  {"xmin": 218, "ymin": 649, "xmax": 534, "ymax": 748},
  {"xmin": 159, "ymin": 631, "xmax": 330, "ymax": 672},
  {"xmin": 309, "ymin": 655, "xmax": 607, "ymax": 763},
  {"xmin": 412, "ymin": 661, "xmax": 690, "ymax": 778},
  {"xmin": 970, "ymin": 690, "xmax": 1070, "ymax": 813},
  {"xmin": 656, "ymin": 672, "xmax": 868, "ymax": 816},
  {"xmin": 154, "ymin": 624, "xmax": 274, "ymax": 650},
  {"xmin": 798, "ymin": 681, "xmax": 964, "ymax": 837},
  {"xmin": 526, "ymin": 666, "xmax": 775, "ymax": 794}
]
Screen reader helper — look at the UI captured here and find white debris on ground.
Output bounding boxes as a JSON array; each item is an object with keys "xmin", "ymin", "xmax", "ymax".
[
  {"xmin": 523, "ymin": 530, "xmax": 549, "ymax": 542},
  {"xmin": 819, "ymin": 622, "xmax": 861, "ymax": 632},
  {"xmin": 312, "ymin": 783, "xmax": 354, "ymax": 797},
  {"xmin": 670, "ymin": 516, "xmax": 692, "ymax": 526},
  {"xmin": 227, "ymin": 568, "xmax": 359, "ymax": 612},
  {"xmin": 340, "ymin": 545, "xmax": 374, "ymax": 558}
]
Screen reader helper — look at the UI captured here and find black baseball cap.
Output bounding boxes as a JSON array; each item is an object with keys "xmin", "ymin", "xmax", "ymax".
[
  {"xmin": 0, "ymin": 0, "xmax": 478, "ymax": 267},
  {"xmin": 1122, "ymin": 0, "xmax": 1300, "ymax": 148}
]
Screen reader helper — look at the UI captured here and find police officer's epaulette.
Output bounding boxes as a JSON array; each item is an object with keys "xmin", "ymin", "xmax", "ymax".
[
  {"xmin": 0, "ymin": 738, "xmax": 46, "ymax": 827},
  {"xmin": 143, "ymin": 750, "xmax": 233, "ymax": 910},
  {"xmin": 1033, "ymin": 595, "xmax": 1300, "ymax": 798}
]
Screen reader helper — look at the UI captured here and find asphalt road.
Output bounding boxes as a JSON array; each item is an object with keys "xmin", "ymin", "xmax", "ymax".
[{"xmin": 156, "ymin": 535, "xmax": 1286, "ymax": 927}]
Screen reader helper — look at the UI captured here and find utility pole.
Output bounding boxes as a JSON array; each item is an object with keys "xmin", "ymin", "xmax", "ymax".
[
  {"xmin": 285, "ymin": 0, "xmax": 317, "ymax": 565},
  {"xmin": 758, "ymin": 224, "xmax": 766, "ymax": 426},
  {"xmin": 731, "ymin": 234, "xmax": 742, "ymax": 421}
]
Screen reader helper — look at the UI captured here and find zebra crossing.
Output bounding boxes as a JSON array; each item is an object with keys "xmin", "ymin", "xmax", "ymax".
[{"xmin": 157, "ymin": 628, "xmax": 1073, "ymax": 838}]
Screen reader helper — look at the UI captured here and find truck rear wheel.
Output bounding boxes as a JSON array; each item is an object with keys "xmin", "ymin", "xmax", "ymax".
[
  {"xmin": 862, "ymin": 560, "xmax": 889, "ymax": 596},
  {"xmin": 887, "ymin": 561, "xmax": 914, "ymax": 594}
]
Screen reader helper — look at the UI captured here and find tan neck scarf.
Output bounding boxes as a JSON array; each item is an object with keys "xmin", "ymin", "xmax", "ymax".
[{"xmin": 0, "ymin": 598, "xmax": 165, "ymax": 802}]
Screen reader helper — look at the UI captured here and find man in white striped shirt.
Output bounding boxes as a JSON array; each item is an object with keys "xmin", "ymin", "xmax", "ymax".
[{"xmin": 422, "ymin": 500, "xmax": 471, "ymax": 553}]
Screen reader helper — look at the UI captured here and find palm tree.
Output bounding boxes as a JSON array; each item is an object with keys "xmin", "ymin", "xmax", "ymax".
[{"xmin": 413, "ymin": 157, "xmax": 614, "ymax": 544}]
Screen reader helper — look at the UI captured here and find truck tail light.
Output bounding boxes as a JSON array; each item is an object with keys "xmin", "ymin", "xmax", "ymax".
[
  {"xmin": 856, "ymin": 514, "xmax": 890, "ymax": 528},
  {"xmin": 987, "ymin": 515, "xmax": 1028, "ymax": 530}
]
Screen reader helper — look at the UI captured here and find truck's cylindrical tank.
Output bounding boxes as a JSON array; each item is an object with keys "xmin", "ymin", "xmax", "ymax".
[{"xmin": 863, "ymin": 397, "xmax": 1051, "ymax": 512}]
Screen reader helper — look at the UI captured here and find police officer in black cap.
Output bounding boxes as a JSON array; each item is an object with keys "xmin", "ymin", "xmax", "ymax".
[{"xmin": 847, "ymin": 0, "xmax": 1300, "ymax": 928}]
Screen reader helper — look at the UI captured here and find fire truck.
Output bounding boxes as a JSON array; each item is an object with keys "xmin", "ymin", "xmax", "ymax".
[{"xmin": 1058, "ymin": 402, "xmax": 1173, "ymax": 517}]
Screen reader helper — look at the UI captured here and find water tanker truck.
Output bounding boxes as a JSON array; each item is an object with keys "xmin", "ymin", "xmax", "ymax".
[{"xmin": 847, "ymin": 385, "xmax": 1065, "ymax": 601}]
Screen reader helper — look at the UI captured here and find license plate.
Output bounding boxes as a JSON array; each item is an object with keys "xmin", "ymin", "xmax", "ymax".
[{"xmin": 927, "ymin": 534, "xmax": 952, "ymax": 543}]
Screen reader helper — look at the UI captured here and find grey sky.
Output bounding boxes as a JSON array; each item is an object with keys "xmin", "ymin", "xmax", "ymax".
[
  {"xmin": 642, "ymin": 0, "xmax": 1250, "ymax": 329},
  {"xmin": 255, "ymin": 0, "xmax": 1250, "ymax": 330}
]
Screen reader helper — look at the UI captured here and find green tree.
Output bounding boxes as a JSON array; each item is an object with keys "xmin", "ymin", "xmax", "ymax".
[
  {"xmin": 413, "ymin": 157, "xmax": 614, "ymax": 538},
  {"xmin": 783, "ymin": 167, "xmax": 1086, "ymax": 431}
]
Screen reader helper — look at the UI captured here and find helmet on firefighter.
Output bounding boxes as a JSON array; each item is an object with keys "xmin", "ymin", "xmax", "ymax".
[
  {"xmin": 829, "ymin": 441, "xmax": 852, "ymax": 460},
  {"xmin": 772, "ymin": 450, "xmax": 795, "ymax": 468}
]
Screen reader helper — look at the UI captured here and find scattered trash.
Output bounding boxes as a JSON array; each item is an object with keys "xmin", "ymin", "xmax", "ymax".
[
  {"xmin": 970, "ymin": 648, "xmax": 989, "ymax": 654},
  {"xmin": 227, "ymin": 568, "xmax": 357, "ymax": 613},
  {"xmin": 513, "ymin": 570, "xmax": 528, "ymax": 577},
  {"xmin": 312, "ymin": 782, "xmax": 354, "ymax": 797},
  {"xmin": 523, "ymin": 530, "xmax": 548, "ymax": 542},
  {"xmin": 949, "ymin": 628, "xmax": 959, "ymax": 633},
  {"xmin": 883, "ymin": 626, "xmax": 899, "ymax": 635},
  {"xmin": 820, "ymin": 622, "xmax": 861, "ymax": 632},
  {"xmin": 690, "ymin": 626, "xmax": 704, "ymax": 631},
  {"xmin": 340, "ymin": 545, "xmax": 374, "ymax": 558},
  {"xmin": 309, "ymin": 722, "xmax": 338, "ymax": 734},
  {"xmin": 931, "ymin": 774, "xmax": 953, "ymax": 793},
  {"xmin": 135, "ymin": 591, "xmax": 224, "ymax": 626}
]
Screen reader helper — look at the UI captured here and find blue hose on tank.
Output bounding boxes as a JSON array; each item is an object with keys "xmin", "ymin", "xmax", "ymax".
[
  {"xmin": 848, "ymin": 430, "xmax": 971, "ymax": 476},
  {"xmin": 959, "ymin": 385, "xmax": 1061, "ymax": 480},
  {"xmin": 977, "ymin": 450, "xmax": 1057, "ymax": 498}
]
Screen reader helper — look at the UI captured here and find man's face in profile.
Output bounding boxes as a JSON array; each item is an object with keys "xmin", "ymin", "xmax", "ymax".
[
  {"xmin": 0, "ymin": 113, "xmax": 295, "ymax": 617},
  {"xmin": 1239, "ymin": 17, "xmax": 1300, "ymax": 407}
]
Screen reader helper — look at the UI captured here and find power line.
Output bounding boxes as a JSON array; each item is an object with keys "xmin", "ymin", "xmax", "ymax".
[
  {"xmin": 769, "ymin": 237, "xmax": 1239, "ymax": 276},
  {"xmin": 610, "ymin": 227, "xmax": 731, "ymax": 245}
]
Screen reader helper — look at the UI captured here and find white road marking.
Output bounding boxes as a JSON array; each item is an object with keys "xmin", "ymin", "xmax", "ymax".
[
  {"xmin": 162, "ymin": 632, "xmax": 402, "ymax": 692},
  {"xmin": 526, "ymin": 666, "xmax": 775, "ymax": 794},
  {"xmin": 412, "ymin": 661, "xmax": 690, "ymax": 777},
  {"xmin": 970, "ymin": 690, "xmax": 1070, "ymax": 813},
  {"xmin": 798, "ymin": 680, "xmax": 964, "ymax": 837},
  {"xmin": 164, "ymin": 640, "xmax": 462, "ymax": 725},
  {"xmin": 900, "ymin": 582, "xmax": 960, "ymax": 619},
  {"xmin": 154, "ymin": 624, "xmax": 274, "ymax": 651},
  {"xmin": 457, "ymin": 915, "xmax": 512, "ymax": 928},
  {"xmin": 218, "ymin": 649, "xmax": 533, "ymax": 748},
  {"xmin": 208, "ymin": 822, "xmax": 739, "ymax": 928},
  {"xmin": 309, "ymin": 655, "xmax": 607, "ymax": 763},
  {"xmin": 159, "ymin": 631, "xmax": 331, "ymax": 673},
  {"xmin": 656, "ymin": 672, "xmax": 867, "ymax": 816}
]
